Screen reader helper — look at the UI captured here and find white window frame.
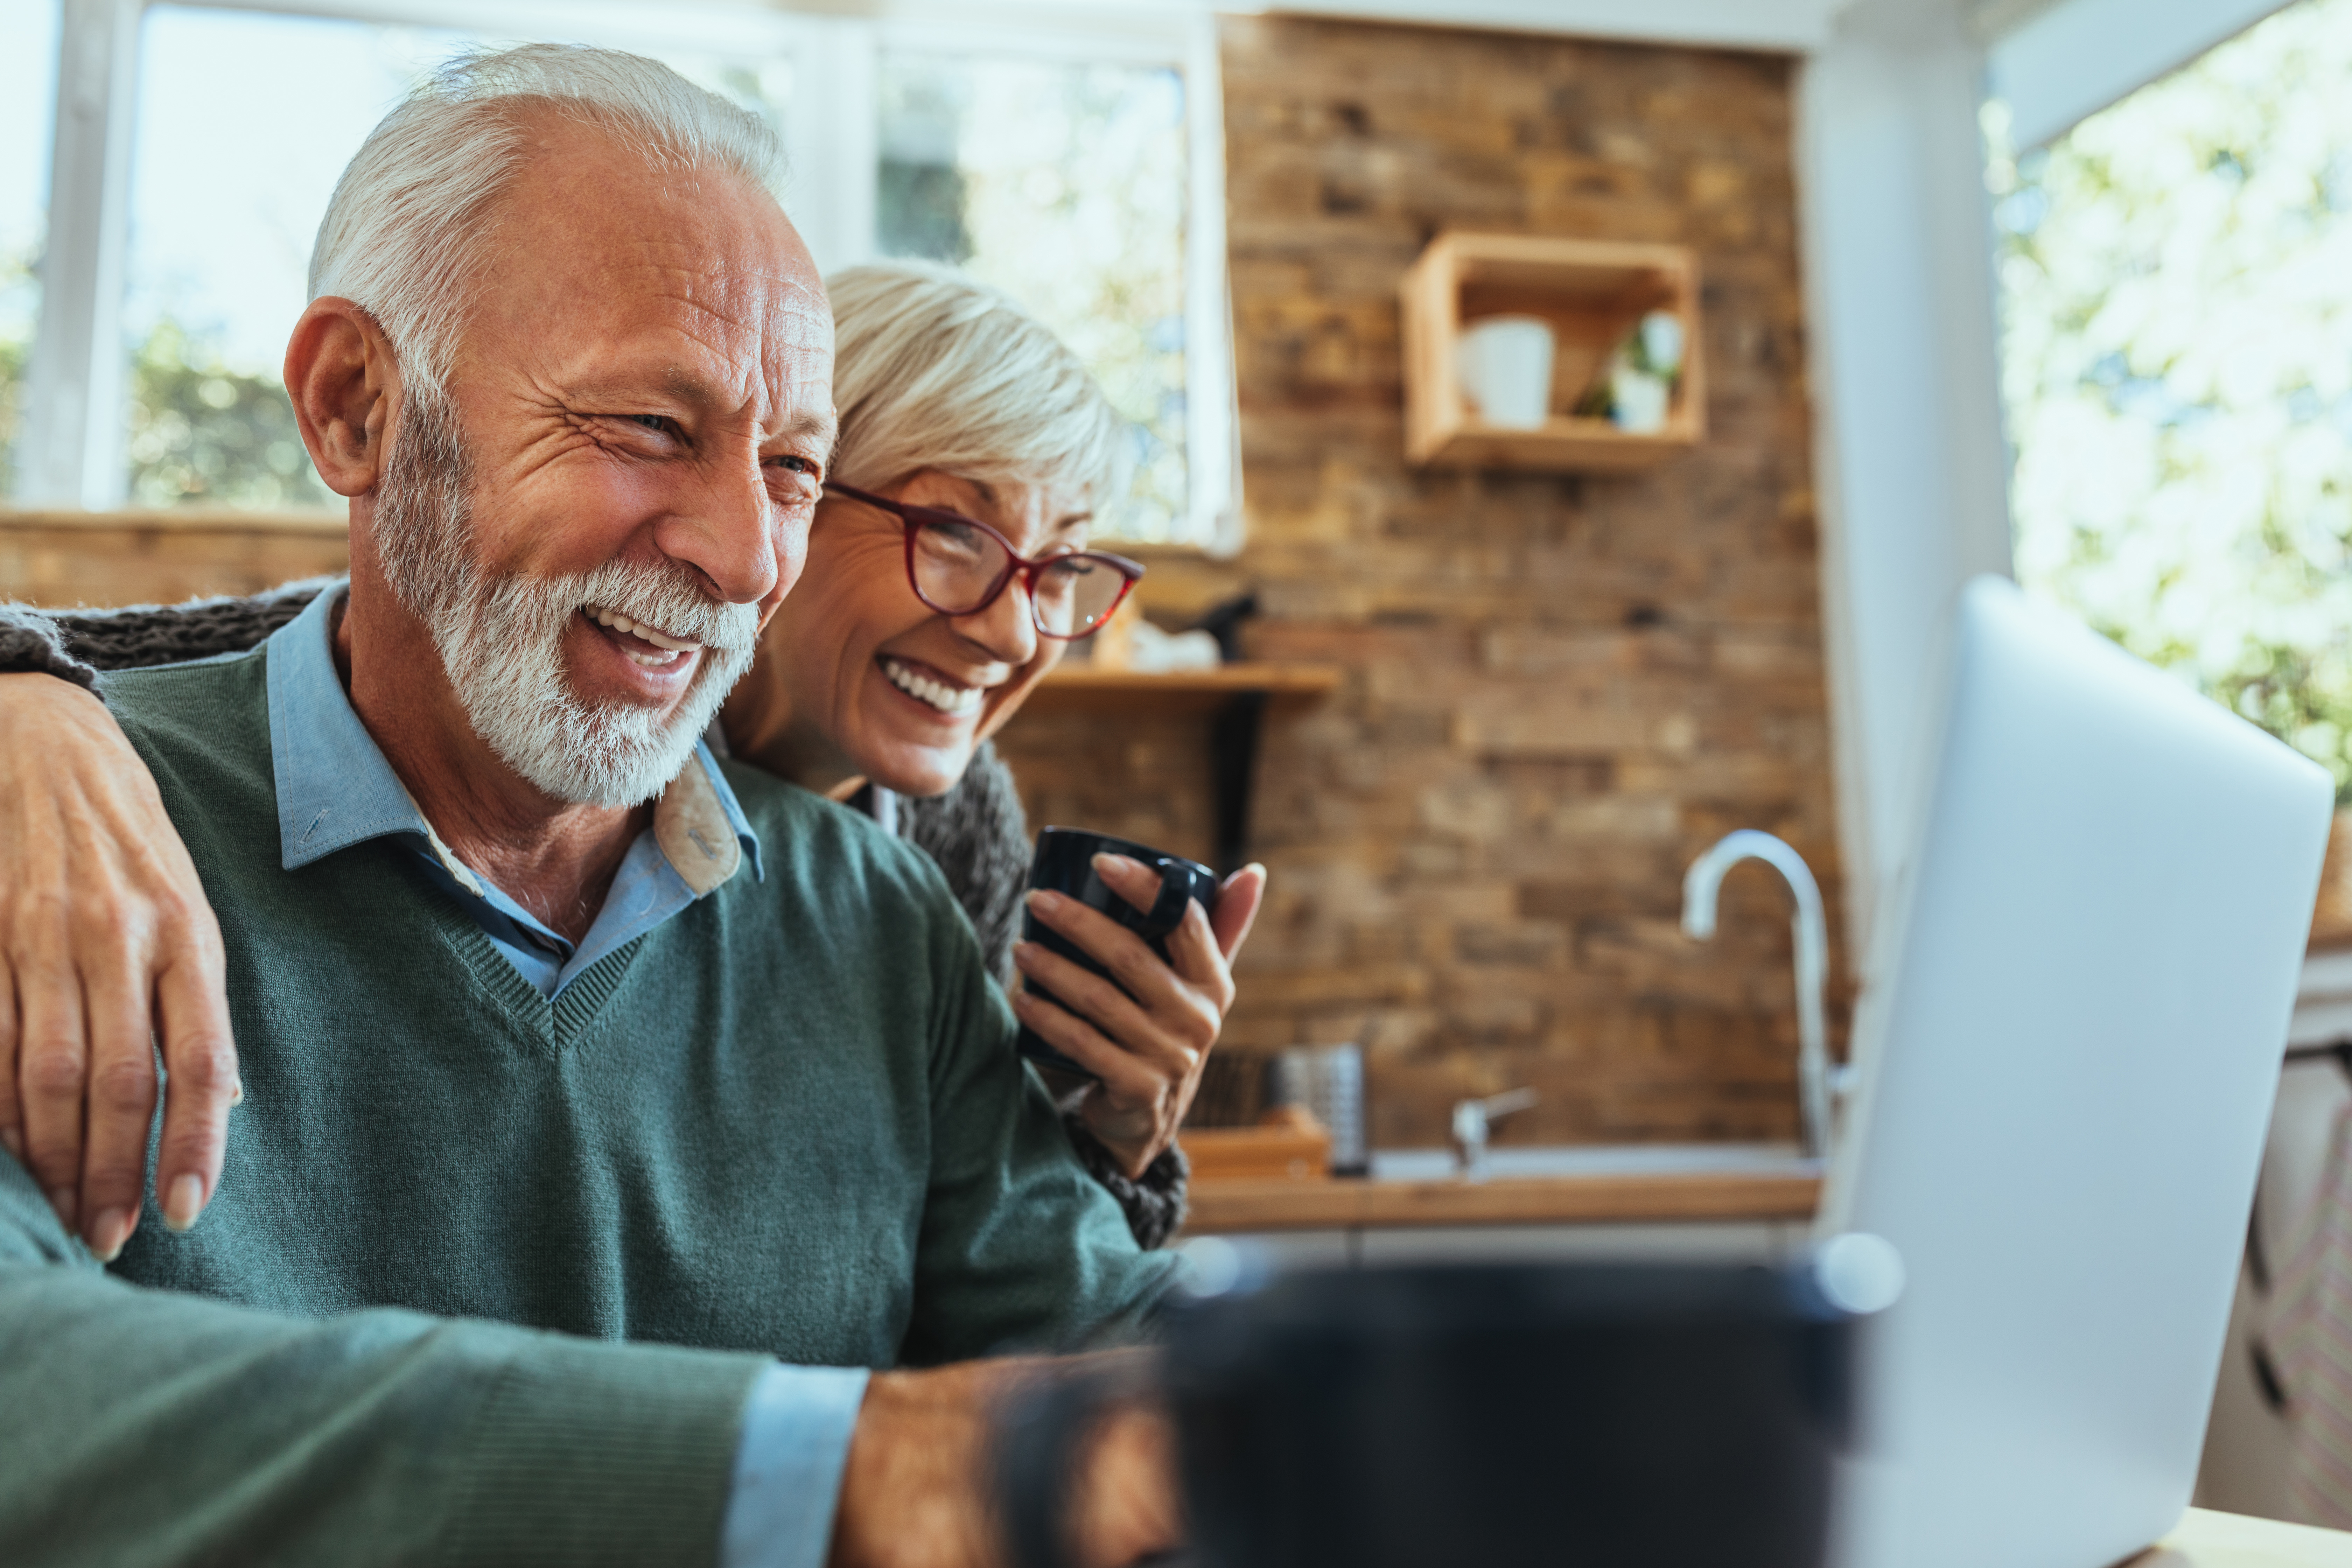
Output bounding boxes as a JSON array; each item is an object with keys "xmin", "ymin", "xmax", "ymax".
[
  {"xmin": 1796, "ymin": 0, "xmax": 2299, "ymax": 960},
  {"xmin": 17, "ymin": 0, "xmax": 1241, "ymax": 552}
]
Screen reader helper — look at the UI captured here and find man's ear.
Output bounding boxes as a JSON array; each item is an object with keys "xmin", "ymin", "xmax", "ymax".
[{"xmin": 283, "ymin": 298, "xmax": 399, "ymax": 498}]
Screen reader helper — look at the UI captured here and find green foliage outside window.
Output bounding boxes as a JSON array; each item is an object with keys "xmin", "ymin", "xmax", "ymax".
[
  {"xmin": 0, "ymin": 252, "xmax": 29, "ymax": 500},
  {"xmin": 124, "ymin": 317, "xmax": 335, "ymax": 510},
  {"xmin": 878, "ymin": 55, "xmax": 1189, "ymax": 544},
  {"xmin": 1990, "ymin": 0, "xmax": 2352, "ymax": 797}
]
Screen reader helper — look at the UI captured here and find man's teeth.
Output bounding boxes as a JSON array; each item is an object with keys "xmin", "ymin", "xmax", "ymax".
[
  {"xmin": 587, "ymin": 605, "xmax": 701, "ymax": 666},
  {"xmin": 882, "ymin": 657, "xmax": 983, "ymax": 715}
]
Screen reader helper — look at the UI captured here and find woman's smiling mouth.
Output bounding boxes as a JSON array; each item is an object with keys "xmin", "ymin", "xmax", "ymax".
[{"xmin": 880, "ymin": 654, "xmax": 985, "ymax": 716}]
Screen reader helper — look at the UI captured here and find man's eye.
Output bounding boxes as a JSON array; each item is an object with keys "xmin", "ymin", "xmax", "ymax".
[
  {"xmin": 631, "ymin": 414, "xmax": 677, "ymax": 436},
  {"xmin": 765, "ymin": 454, "xmax": 822, "ymax": 492}
]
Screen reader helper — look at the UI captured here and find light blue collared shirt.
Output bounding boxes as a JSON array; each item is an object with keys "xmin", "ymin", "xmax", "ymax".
[
  {"xmin": 261, "ymin": 585, "xmax": 866, "ymax": 1568},
  {"xmin": 265, "ymin": 584, "xmax": 765, "ymax": 998}
]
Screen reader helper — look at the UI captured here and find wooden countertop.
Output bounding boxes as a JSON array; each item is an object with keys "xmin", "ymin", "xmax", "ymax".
[
  {"xmin": 1182, "ymin": 1169, "xmax": 1822, "ymax": 1234},
  {"xmin": 2149, "ymin": 1508, "xmax": 2352, "ymax": 1566}
]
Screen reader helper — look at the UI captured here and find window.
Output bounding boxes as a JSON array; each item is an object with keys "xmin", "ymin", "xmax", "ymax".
[
  {"xmin": 13, "ymin": 1, "xmax": 1233, "ymax": 547},
  {"xmin": 0, "ymin": 0, "xmax": 61, "ymax": 500},
  {"xmin": 1990, "ymin": 0, "xmax": 2352, "ymax": 794},
  {"xmin": 120, "ymin": 3, "xmax": 795, "ymax": 510},
  {"xmin": 878, "ymin": 53, "xmax": 1191, "ymax": 541}
]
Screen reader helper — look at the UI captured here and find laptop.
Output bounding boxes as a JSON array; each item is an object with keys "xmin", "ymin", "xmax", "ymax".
[{"xmin": 1819, "ymin": 576, "xmax": 2333, "ymax": 1568}]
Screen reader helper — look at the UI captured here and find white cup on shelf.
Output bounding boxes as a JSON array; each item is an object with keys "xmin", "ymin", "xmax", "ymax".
[{"xmin": 1454, "ymin": 314, "xmax": 1554, "ymax": 430}]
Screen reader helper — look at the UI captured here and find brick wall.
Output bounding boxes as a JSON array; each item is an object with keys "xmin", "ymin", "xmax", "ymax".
[
  {"xmin": 5, "ymin": 16, "xmax": 1839, "ymax": 1151},
  {"xmin": 995, "ymin": 15, "xmax": 1844, "ymax": 1148}
]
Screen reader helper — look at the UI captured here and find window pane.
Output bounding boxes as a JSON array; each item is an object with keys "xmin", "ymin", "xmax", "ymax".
[
  {"xmin": 1, "ymin": 0, "xmax": 61, "ymax": 501},
  {"xmin": 1990, "ymin": 0, "xmax": 2352, "ymax": 796},
  {"xmin": 122, "ymin": 4, "xmax": 790, "ymax": 510},
  {"xmin": 878, "ymin": 53, "xmax": 1190, "ymax": 544}
]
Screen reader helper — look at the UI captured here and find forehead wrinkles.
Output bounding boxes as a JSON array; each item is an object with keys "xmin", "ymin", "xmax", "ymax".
[{"xmin": 603, "ymin": 256, "xmax": 829, "ymax": 427}]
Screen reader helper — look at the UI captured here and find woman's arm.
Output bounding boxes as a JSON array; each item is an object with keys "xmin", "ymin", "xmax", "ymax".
[
  {"xmin": 0, "ymin": 580, "xmax": 329, "ymax": 684},
  {"xmin": 0, "ymin": 586, "xmax": 313, "ymax": 1255},
  {"xmin": 895, "ymin": 741, "xmax": 1030, "ymax": 987},
  {"xmin": 0, "ymin": 676, "xmax": 237, "ymax": 1259}
]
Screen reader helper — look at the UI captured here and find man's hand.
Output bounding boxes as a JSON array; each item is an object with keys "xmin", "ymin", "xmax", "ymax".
[
  {"xmin": 828, "ymin": 1357, "xmax": 1179, "ymax": 1568},
  {"xmin": 1010, "ymin": 854, "xmax": 1267, "ymax": 1178},
  {"xmin": 0, "ymin": 673, "xmax": 237, "ymax": 1259}
]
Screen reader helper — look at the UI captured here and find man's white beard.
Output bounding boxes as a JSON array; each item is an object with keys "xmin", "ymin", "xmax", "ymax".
[{"xmin": 373, "ymin": 390, "xmax": 758, "ymax": 809}]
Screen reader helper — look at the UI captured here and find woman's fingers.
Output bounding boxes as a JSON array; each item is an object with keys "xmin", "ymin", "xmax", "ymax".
[
  {"xmin": 76, "ymin": 938, "xmax": 159, "ymax": 1261},
  {"xmin": 1210, "ymin": 864, "xmax": 1267, "ymax": 963},
  {"xmin": 1158, "ymin": 867, "xmax": 1265, "ymax": 999},
  {"xmin": 1023, "ymin": 889, "xmax": 1185, "ymax": 1014},
  {"xmin": 1088, "ymin": 853, "xmax": 1168, "ymax": 917},
  {"xmin": 13, "ymin": 920, "xmax": 89, "ymax": 1234},
  {"xmin": 0, "ymin": 961, "xmax": 20, "ymax": 1167},
  {"xmin": 1013, "ymin": 991, "xmax": 1171, "ymax": 1177},
  {"xmin": 152, "ymin": 941, "xmax": 235, "ymax": 1237},
  {"xmin": 0, "ymin": 675, "xmax": 238, "ymax": 1244},
  {"xmin": 1011, "ymin": 939, "xmax": 1194, "ymax": 1076},
  {"xmin": 1010, "ymin": 989, "xmax": 1164, "ymax": 1103},
  {"xmin": 1025, "ymin": 855, "xmax": 1269, "ymax": 1176}
]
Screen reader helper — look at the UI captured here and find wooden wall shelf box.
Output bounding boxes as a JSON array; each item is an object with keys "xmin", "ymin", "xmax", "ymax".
[{"xmin": 1400, "ymin": 232, "xmax": 1704, "ymax": 473}]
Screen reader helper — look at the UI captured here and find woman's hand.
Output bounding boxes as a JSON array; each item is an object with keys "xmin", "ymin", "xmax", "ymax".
[
  {"xmin": 1009, "ymin": 852, "xmax": 1266, "ymax": 1178},
  {"xmin": 0, "ymin": 674, "xmax": 238, "ymax": 1260}
]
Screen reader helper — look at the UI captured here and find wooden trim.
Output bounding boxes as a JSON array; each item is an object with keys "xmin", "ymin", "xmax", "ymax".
[
  {"xmin": 1018, "ymin": 661, "xmax": 1343, "ymax": 719},
  {"xmin": 0, "ymin": 507, "xmax": 349, "ymax": 538},
  {"xmin": 1181, "ymin": 1171, "xmax": 1822, "ymax": 1233},
  {"xmin": 1037, "ymin": 663, "xmax": 1342, "ymax": 696}
]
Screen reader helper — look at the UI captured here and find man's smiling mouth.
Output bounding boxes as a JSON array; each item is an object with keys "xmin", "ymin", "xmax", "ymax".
[
  {"xmin": 586, "ymin": 604, "xmax": 701, "ymax": 670},
  {"xmin": 880, "ymin": 655, "xmax": 984, "ymax": 716}
]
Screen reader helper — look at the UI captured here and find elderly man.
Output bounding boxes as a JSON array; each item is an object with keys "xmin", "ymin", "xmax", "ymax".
[{"xmin": 0, "ymin": 44, "xmax": 1177, "ymax": 1568}]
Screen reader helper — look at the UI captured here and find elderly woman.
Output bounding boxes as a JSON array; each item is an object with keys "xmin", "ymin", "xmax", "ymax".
[{"xmin": 0, "ymin": 259, "xmax": 1258, "ymax": 1258}]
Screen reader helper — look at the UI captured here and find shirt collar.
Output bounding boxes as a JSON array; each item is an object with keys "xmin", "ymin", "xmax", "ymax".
[{"xmin": 263, "ymin": 581, "xmax": 762, "ymax": 885}]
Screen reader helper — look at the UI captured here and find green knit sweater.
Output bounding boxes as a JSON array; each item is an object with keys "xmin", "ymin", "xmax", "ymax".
[{"xmin": 0, "ymin": 645, "xmax": 1175, "ymax": 1565}]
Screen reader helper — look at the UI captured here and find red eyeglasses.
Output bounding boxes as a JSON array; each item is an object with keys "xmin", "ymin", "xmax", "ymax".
[{"xmin": 822, "ymin": 481, "xmax": 1145, "ymax": 640}]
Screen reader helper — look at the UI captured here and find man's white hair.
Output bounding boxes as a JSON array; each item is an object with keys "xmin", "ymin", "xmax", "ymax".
[
  {"xmin": 310, "ymin": 42, "xmax": 784, "ymax": 400},
  {"xmin": 826, "ymin": 261, "xmax": 1132, "ymax": 517}
]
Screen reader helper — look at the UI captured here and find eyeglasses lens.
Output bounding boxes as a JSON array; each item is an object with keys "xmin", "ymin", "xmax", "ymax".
[
  {"xmin": 911, "ymin": 519, "xmax": 1128, "ymax": 636},
  {"xmin": 910, "ymin": 518, "xmax": 1004, "ymax": 614},
  {"xmin": 1034, "ymin": 556, "xmax": 1129, "ymax": 636}
]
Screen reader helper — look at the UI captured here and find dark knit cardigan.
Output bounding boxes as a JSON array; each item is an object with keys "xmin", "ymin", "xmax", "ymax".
[{"xmin": 0, "ymin": 586, "xmax": 1188, "ymax": 1247}]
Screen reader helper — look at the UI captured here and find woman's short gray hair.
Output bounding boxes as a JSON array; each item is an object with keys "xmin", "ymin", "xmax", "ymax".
[
  {"xmin": 826, "ymin": 260, "xmax": 1132, "ymax": 518},
  {"xmin": 310, "ymin": 43, "xmax": 783, "ymax": 401}
]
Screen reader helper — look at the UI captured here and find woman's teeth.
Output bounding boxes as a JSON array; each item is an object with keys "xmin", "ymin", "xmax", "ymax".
[
  {"xmin": 882, "ymin": 656, "xmax": 983, "ymax": 716},
  {"xmin": 587, "ymin": 605, "xmax": 699, "ymax": 668}
]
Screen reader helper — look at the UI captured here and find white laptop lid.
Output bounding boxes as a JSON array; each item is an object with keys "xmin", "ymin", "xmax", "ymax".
[{"xmin": 1820, "ymin": 578, "xmax": 2332, "ymax": 1568}]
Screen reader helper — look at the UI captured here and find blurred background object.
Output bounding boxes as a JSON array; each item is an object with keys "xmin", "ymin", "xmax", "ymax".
[{"xmin": 1271, "ymin": 1043, "xmax": 1367, "ymax": 1176}]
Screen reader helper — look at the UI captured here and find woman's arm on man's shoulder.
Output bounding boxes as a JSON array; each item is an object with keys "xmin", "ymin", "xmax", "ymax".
[
  {"xmin": 0, "ymin": 581, "xmax": 326, "ymax": 1255},
  {"xmin": 0, "ymin": 579, "xmax": 330, "ymax": 685}
]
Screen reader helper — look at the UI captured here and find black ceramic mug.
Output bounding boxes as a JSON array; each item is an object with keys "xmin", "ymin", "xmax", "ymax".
[
  {"xmin": 1013, "ymin": 827, "xmax": 1221, "ymax": 1079},
  {"xmin": 998, "ymin": 1251, "xmax": 1889, "ymax": 1568}
]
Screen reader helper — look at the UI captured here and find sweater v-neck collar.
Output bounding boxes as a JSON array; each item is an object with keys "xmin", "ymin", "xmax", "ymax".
[{"xmin": 262, "ymin": 582, "xmax": 762, "ymax": 1003}]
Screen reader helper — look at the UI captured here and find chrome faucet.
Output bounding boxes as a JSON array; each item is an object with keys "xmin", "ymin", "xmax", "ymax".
[
  {"xmin": 1451, "ymin": 1088, "xmax": 1538, "ymax": 1181},
  {"xmin": 1681, "ymin": 830, "xmax": 1834, "ymax": 1160}
]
